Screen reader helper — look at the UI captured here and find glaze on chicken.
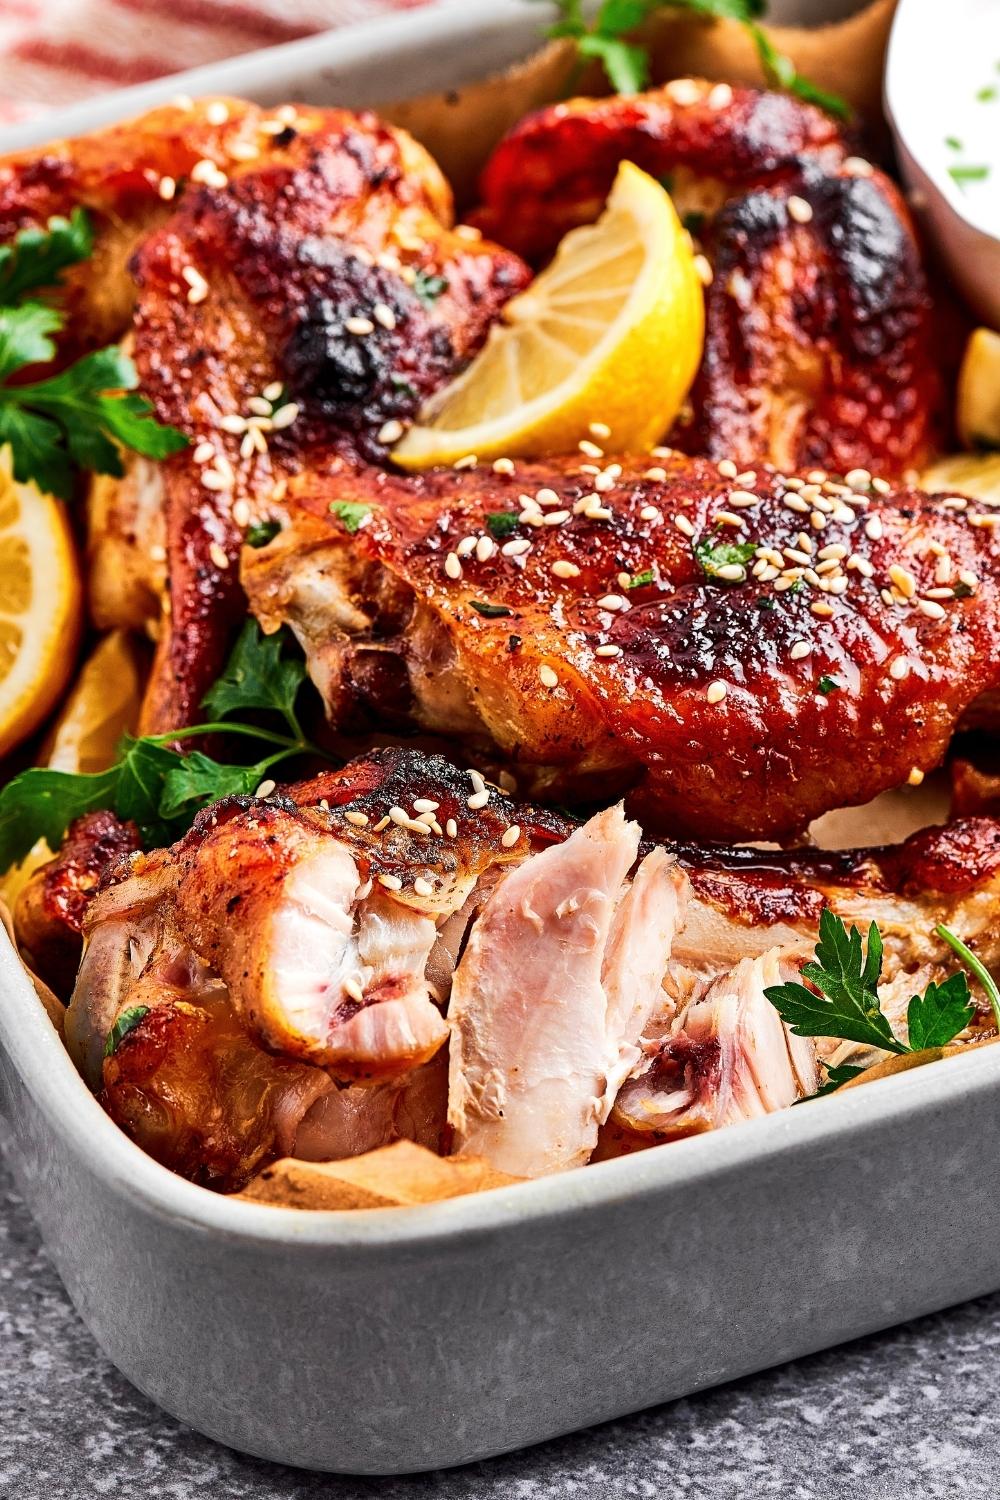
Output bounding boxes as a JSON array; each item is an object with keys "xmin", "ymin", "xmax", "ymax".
[
  {"xmin": 243, "ymin": 451, "xmax": 1000, "ymax": 842},
  {"xmin": 475, "ymin": 81, "xmax": 940, "ymax": 475}
]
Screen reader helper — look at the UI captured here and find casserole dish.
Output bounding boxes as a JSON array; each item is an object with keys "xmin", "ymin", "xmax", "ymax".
[{"xmin": 3, "ymin": 0, "xmax": 999, "ymax": 1475}]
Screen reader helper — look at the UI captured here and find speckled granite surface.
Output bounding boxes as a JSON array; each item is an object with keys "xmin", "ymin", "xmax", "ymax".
[{"xmin": 2, "ymin": 1153, "xmax": 999, "ymax": 1500}]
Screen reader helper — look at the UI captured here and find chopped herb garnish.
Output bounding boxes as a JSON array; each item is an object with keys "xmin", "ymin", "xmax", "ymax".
[
  {"xmin": 329, "ymin": 500, "xmax": 372, "ymax": 534},
  {"xmin": 954, "ymin": 579, "xmax": 976, "ymax": 598},
  {"xmin": 245, "ymin": 519, "xmax": 281, "ymax": 548},
  {"xmin": 945, "ymin": 135, "xmax": 964, "ymax": 151},
  {"xmin": 390, "ymin": 374, "xmax": 419, "ymax": 401},
  {"xmin": 104, "ymin": 1005, "xmax": 150, "ymax": 1057},
  {"xmin": 413, "ymin": 270, "xmax": 448, "ymax": 307},
  {"xmin": 694, "ymin": 537, "xmax": 756, "ymax": 579},
  {"xmin": 949, "ymin": 164, "xmax": 990, "ymax": 188},
  {"xmin": 765, "ymin": 911, "xmax": 981, "ymax": 1100},
  {"xmin": 627, "ymin": 568, "xmax": 655, "ymax": 589},
  {"xmin": 817, "ymin": 674, "xmax": 839, "ymax": 695},
  {"xmin": 470, "ymin": 600, "xmax": 513, "ymax": 618},
  {"xmin": 977, "ymin": 85, "xmax": 997, "ymax": 102},
  {"xmin": 807, "ymin": 1061, "xmax": 865, "ymax": 1099},
  {"xmin": 485, "ymin": 510, "xmax": 521, "ymax": 539}
]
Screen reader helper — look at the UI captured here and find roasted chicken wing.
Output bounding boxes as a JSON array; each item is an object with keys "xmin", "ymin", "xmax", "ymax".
[
  {"xmin": 244, "ymin": 452, "xmax": 1000, "ymax": 842},
  {"xmin": 475, "ymin": 81, "xmax": 939, "ymax": 475}
]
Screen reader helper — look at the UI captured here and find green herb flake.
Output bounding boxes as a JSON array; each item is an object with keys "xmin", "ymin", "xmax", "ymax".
[
  {"xmin": 694, "ymin": 537, "xmax": 756, "ymax": 580},
  {"xmin": 245, "ymin": 519, "xmax": 281, "ymax": 549},
  {"xmin": 470, "ymin": 600, "xmax": 513, "ymax": 618},
  {"xmin": 485, "ymin": 510, "xmax": 521, "ymax": 540},
  {"xmin": 945, "ymin": 135, "xmax": 964, "ymax": 151},
  {"xmin": 976, "ymin": 85, "xmax": 997, "ymax": 103},
  {"xmin": 949, "ymin": 164, "xmax": 990, "ymax": 187},
  {"xmin": 627, "ymin": 568, "xmax": 655, "ymax": 589},
  {"xmin": 413, "ymin": 270, "xmax": 449, "ymax": 307},
  {"xmin": 104, "ymin": 1005, "xmax": 150, "ymax": 1058},
  {"xmin": 329, "ymin": 500, "xmax": 372, "ymax": 534},
  {"xmin": 817, "ymin": 674, "xmax": 840, "ymax": 695}
]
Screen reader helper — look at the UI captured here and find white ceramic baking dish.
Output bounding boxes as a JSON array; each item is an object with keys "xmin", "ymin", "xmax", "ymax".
[{"xmin": 2, "ymin": 0, "xmax": 997, "ymax": 1475}]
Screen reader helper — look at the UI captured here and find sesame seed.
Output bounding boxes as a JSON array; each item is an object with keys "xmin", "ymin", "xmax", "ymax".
[
  {"xmin": 597, "ymin": 594, "xmax": 627, "ymax": 610},
  {"xmin": 476, "ymin": 536, "xmax": 496, "ymax": 562},
  {"xmin": 814, "ymin": 558, "xmax": 841, "ymax": 576},
  {"xmin": 643, "ymin": 467, "xmax": 667, "ymax": 482},
  {"xmin": 389, "ymin": 806, "xmax": 412, "ymax": 826},
  {"xmin": 888, "ymin": 564, "xmax": 916, "ymax": 598},
  {"xmin": 847, "ymin": 554, "xmax": 874, "ymax": 577},
  {"xmin": 468, "ymin": 790, "xmax": 490, "ymax": 810},
  {"xmin": 193, "ymin": 440, "xmax": 215, "ymax": 463},
  {"xmin": 149, "ymin": 544, "xmax": 166, "ymax": 563},
  {"xmin": 969, "ymin": 513, "xmax": 1000, "ymax": 529},
  {"xmin": 413, "ymin": 799, "xmax": 439, "ymax": 814},
  {"xmin": 694, "ymin": 254, "xmax": 713, "ymax": 286},
  {"xmin": 239, "ymin": 432, "xmax": 256, "ymax": 460},
  {"xmin": 445, "ymin": 552, "xmax": 462, "ymax": 580},
  {"xmin": 789, "ymin": 641, "xmax": 811, "ymax": 660},
  {"xmin": 247, "ymin": 395, "xmax": 272, "ymax": 417},
  {"xmin": 811, "ymin": 600, "xmax": 834, "ymax": 617},
  {"xmin": 552, "ymin": 560, "xmax": 581, "ymax": 579},
  {"xmin": 372, "ymin": 815, "xmax": 391, "ymax": 832},
  {"xmin": 493, "ymin": 458, "xmax": 515, "ymax": 475},
  {"xmin": 589, "ymin": 422, "xmax": 611, "ymax": 440},
  {"xmin": 377, "ymin": 419, "xmax": 404, "ymax": 445},
  {"xmin": 924, "ymin": 587, "xmax": 954, "ymax": 600},
  {"xmin": 502, "ymin": 539, "xmax": 531, "ymax": 557},
  {"xmin": 355, "ymin": 879, "xmax": 373, "ymax": 900},
  {"xmin": 536, "ymin": 489, "xmax": 560, "ymax": 509},
  {"xmin": 209, "ymin": 542, "xmax": 229, "ymax": 570},
  {"xmin": 543, "ymin": 509, "xmax": 571, "ymax": 526},
  {"xmin": 617, "ymin": 572, "xmax": 631, "ymax": 589},
  {"xmin": 715, "ymin": 510, "xmax": 744, "ymax": 528},
  {"xmin": 827, "ymin": 576, "xmax": 849, "ymax": 596},
  {"xmin": 201, "ymin": 469, "xmax": 229, "ymax": 491},
  {"xmin": 865, "ymin": 516, "xmax": 884, "ymax": 541},
  {"xmin": 718, "ymin": 459, "xmax": 738, "ymax": 479},
  {"xmin": 889, "ymin": 658, "xmax": 909, "ymax": 680},
  {"xmin": 881, "ymin": 589, "xmax": 897, "ymax": 607},
  {"xmin": 272, "ymin": 402, "xmax": 298, "ymax": 431},
  {"xmin": 959, "ymin": 570, "xmax": 979, "ymax": 591},
  {"xmin": 784, "ymin": 548, "xmax": 812, "ymax": 566},
  {"xmin": 674, "ymin": 514, "xmax": 696, "ymax": 537},
  {"xmin": 941, "ymin": 496, "xmax": 968, "ymax": 511},
  {"xmin": 445, "ymin": 818, "xmax": 458, "ymax": 838},
  {"xmin": 158, "ymin": 175, "xmax": 177, "ymax": 201},
  {"xmin": 539, "ymin": 664, "xmax": 558, "ymax": 688},
  {"xmin": 182, "ymin": 265, "xmax": 209, "ymax": 303},
  {"xmin": 734, "ymin": 471, "xmax": 757, "ymax": 488},
  {"xmin": 640, "ymin": 505, "xmax": 662, "ymax": 522},
  {"xmin": 907, "ymin": 767, "xmax": 925, "ymax": 787},
  {"xmin": 585, "ymin": 503, "xmax": 614, "ymax": 521},
  {"xmin": 206, "ymin": 100, "xmax": 229, "ymax": 125},
  {"xmin": 190, "ymin": 157, "xmax": 228, "ymax": 188},
  {"xmin": 501, "ymin": 825, "xmax": 521, "ymax": 848},
  {"xmin": 788, "ymin": 195, "xmax": 813, "ymax": 224},
  {"xmin": 454, "ymin": 454, "xmax": 478, "ymax": 470},
  {"xmin": 845, "ymin": 468, "xmax": 871, "ymax": 492},
  {"xmin": 785, "ymin": 496, "xmax": 810, "ymax": 514},
  {"xmin": 345, "ymin": 810, "xmax": 369, "ymax": 827},
  {"xmin": 344, "ymin": 976, "xmax": 365, "ymax": 1003},
  {"xmin": 831, "ymin": 505, "xmax": 855, "ymax": 524},
  {"xmin": 413, "ymin": 877, "xmax": 434, "ymax": 898},
  {"xmin": 219, "ymin": 413, "xmax": 247, "ymax": 435},
  {"xmin": 595, "ymin": 644, "xmax": 621, "ymax": 657},
  {"xmin": 214, "ymin": 453, "xmax": 235, "ymax": 482},
  {"xmin": 727, "ymin": 490, "xmax": 757, "ymax": 508},
  {"xmin": 378, "ymin": 873, "xmax": 403, "ymax": 891},
  {"xmin": 229, "ymin": 142, "xmax": 260, "ymax": 163},
  {"xmin": 233, "ymin": 498, "xmax": 251, "ymax": 527},
  {"xmin": 345, "ymin": 316, "xmax": 375, "ymax": 336},
  {"xmin": 593, "ymin": 472, "xmax": 617, "ymax": 493},
  {"xmin": 708, "ymin": 81, "xmax": 734, "ymax": 109},
  {"xmin": 706, "ymin": 680, "xmax": 727, "ymax": 704},
  {"xmin": 373, "ymin": 302, "xmax": 396, "ymax": 331},
  {"xmin": 261, "ymin": 381, "xmax": 283, "ymax": 402},
  {"xmin": 456, "ymin": 537, "xmax": 477, "ymax": 557},
  {"xmin": 520, "ymin": 510, "xmax": 545, "ymax": 527},
  {"xmin": 255, "ymin": 778, "xmax": 276, "ymax": 798},
  {"xmin": 716, "ymin": 563, "xmax": 746, "ymax": 582},
  {"xmin": 844, "ymin": 156, "xmax": 874, "ymax": 177},
  {"xmin": 667, "ymin": 78, "xmax": 703, "ymax": 105},
  {"xmin": 916, "ymin": 598, "xmax": 946, "ymax": 620},
  {"xmin": 784, "ymin": 476, "xmax": 805, "ymax": 491},
  {"xmin": 817, "ymin": 544, "xmax": 847, "ymax": 561},
  {"xmin": 579, "ymin": 439, "xmax": 604, "ymax": 459}
]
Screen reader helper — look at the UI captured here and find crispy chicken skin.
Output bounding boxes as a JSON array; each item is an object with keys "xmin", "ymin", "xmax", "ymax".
[
  {"xmin": 474, "ymin": 81, "xmax": 939, "ymax": 475},
  {"xmin": 14, "ymin": 811, "xmax": 141, "ymax": 995},
  {"xmin": 243, "ymin": 452, "xmax": 1000, "ymax": 842}
]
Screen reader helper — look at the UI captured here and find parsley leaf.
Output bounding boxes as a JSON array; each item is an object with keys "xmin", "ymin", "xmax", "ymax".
[
  {"xmin": 469, "ymin": 600, "xmax": 513, "ymax": 618},
  {"xmin": 808, "ymin": 1061, "xmax": 865, "ymax": 1099},
  {"xmin": 245, "ymin": 519, "xmax": 281, "ymax": 548},
  {"xmin": 104, "ymin": 1005, "xmax": 150, "ymax": 1058},
  {"xmin": 329, "ymin": 500, "xmax": 371, "ymax": 534},
  {"xmin": 159, "ymin": 751, "xmax": 284, "ymax": 819},
  {"xmin": 628, "ymin": 568, "xmax": 655, "ymax": 589},
  {"xmin": 817, "ymin": 674, "xmax": 839, "ymax": 695},
  {"xmin": 0, "ymin": 210, "xmax": 187, "ymax": 499},
  {"xmin": 201, "ymin": 619, "xmax": 306, "ymax": 735},
  {"xmin": 906, "ymin": 973, "xmax": 975, "ymax": 1052},
  {"xmin": 694, "ymin": 537, "xmax": 756, "ymax": 579},
  {"xmin": 0, "ymin": 208, "xmax": 92, "ymax": 305},
  {"xmin": 486, "ymin": 511, "xmax": 521, "ymax": 539}
]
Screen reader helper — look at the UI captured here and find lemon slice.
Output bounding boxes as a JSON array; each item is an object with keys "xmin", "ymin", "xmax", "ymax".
[
  {"xmin": 956, "ymin": 328, "xmax": 1000, "ymax": 451},
  {"xmin": 0, "ymin": 449, "xmax": 82, "ymax": 758},
  {"xmin": 393, "ymin": 162, "xmax": 705, "ymax": 468},
  {"xmin": 921, "ymin": 451, "xmax": 1000, "ymax": 505},
  {"xmin": 42, "ymin": 630, "xmax": 144, "ymax": 774}
]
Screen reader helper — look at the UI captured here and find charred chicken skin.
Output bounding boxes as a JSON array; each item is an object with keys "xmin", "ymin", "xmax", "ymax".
[
  {"xmin": 244, "ymin": 452, "xmax": 1000, "ymax": 842},
  {"xmin": 474, "ymin": 81, "xmax": 940, "ymax": 475}
]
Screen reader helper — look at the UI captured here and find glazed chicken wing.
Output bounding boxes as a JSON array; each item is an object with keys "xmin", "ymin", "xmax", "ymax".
[
  {"xmin": 474, "ymin": 81, "xmax": 939, "ymax": 475},
  {"xmin": 244, "ymin": 452, "xmax": 1000, "ymax": 842},
  {"xmin": 49, "ymin": 101, "xmax": 530, "ymax": 731}
]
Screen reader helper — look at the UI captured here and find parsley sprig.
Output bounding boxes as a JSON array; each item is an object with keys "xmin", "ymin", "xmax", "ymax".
[
  {"xmin": 0, "ymin": 622, "xmax": 332, "ymax": 873},
  {"xmin": 765, "ymin": 910, "xmax": 997, "ymax": 1098},
  {"xmin": 0, "ymin": 209, "xmax": 187, "ymax": 498},
  {"xmin": 542, "ymin": 0, "xmax": 849, "ymax": 120}
]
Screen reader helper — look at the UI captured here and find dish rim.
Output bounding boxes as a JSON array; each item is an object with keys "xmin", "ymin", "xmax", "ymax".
[{"xmin": 1, "ymin": 0, "xmax": 996, "ymax": 1255}]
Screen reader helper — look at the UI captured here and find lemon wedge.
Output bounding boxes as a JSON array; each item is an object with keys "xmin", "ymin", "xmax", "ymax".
[
  {"xmin": 0, "ymin": 449, "xmax": 82, "ymax": 758},
  {"xmin": 41, "ymin": 630, "xmax": 144, "ymax": 773},
  {"xmin": 393, "ymin": 162, "xmax": 705, "ymax": 469},
  {"xmin": 956, "ymin": 328, "xmax": 1000, "ymax": 451},
  {"xmin": 921, "ymin": 451, "xmax": 1000, "ymax": 506}
]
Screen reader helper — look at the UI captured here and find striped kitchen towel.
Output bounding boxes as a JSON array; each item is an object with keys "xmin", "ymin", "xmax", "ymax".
[{"xmin": 0, "ymin": 0, "xmax": 434, "ymax": 123}]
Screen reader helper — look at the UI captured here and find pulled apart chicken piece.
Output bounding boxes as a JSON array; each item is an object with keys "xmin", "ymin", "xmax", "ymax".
[
  {"xmin": 66, "ymin": 749, "xmax": 563, "ymax": 1189},
  {"xmin": 608, "ymin": 949, "xmax": 818, "ymax": 1146},
  {"xmin": 474, "ymin": 81, "xmax": 939, "ymax": 474},
  {"xmin": 448, "ymin": 806, "xmax": 687, "ymax": 1177},
  {"xmin": 244, "ymin": 453, "xmax": 1000, "ymax": 842}
]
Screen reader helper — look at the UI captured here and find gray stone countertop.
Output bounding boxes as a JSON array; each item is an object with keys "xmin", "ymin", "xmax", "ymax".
[{"xmin": 3, "ymin": 1153, "xmax": 999, "ymax": 1500}]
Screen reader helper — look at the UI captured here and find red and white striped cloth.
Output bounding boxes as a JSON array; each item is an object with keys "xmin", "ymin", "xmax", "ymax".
[{"xmin": 0, "ymin": 0, "xmax": 433, "ymax": 125}]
